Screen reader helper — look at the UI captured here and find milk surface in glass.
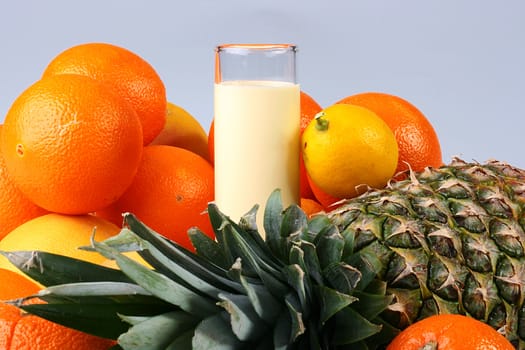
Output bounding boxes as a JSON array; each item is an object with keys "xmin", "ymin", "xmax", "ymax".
[{"xmin": 214, "ymin": 79, "xmax": 300, "ymax": 235}]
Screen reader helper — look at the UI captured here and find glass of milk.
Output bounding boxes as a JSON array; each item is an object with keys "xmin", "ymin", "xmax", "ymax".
[{"xmin": 214, "ymin": 44, "xmax": 300, "ymax": 237}]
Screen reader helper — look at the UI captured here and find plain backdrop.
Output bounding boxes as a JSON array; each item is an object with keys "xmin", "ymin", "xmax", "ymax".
[{"xmin": 1, "ymin": 1, "xmax": 524, "ymax": 168}]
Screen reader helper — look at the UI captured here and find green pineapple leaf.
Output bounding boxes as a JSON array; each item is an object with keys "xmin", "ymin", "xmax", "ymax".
[
  {"xmin": 205, "ymin": 202, "xmax": 235, "ymax": 267},
  {"xmin": 299, "ymin": 241, "xmax": 324, "ymax": 285},
  {"xmin": 117, "ymin": 311, "xmax": 199, "ymax": 350},
  {"xmin": 345, "ymin": 242, "xmax": 387, "ymax": 291},
  {"xmin": 307, "ymin": 215, "xmax": 335, "ymax": 242},
  {"xmin": 18, "ymin": 289, "xmax": 175, "ymax": 340},
  {"xmin": 317, "ymin": 285, "xmax": 358, "ymax": 325},
  {"xmin": 206, "ymin": 202, "xmax": 278, "ymax": 273},
  {"xmin": 284, "ymin": 293, "xmax": 306, "ymax": 342},
  {"xmin": 273, "ymin": 310, "xmax": 292, "ymax": 350},
  {"xmin": 123, "ymin": 214, "xmax": 246, "ymax": 298},
  {"xmin": 352, "ymin": 289, "xmax": 395, "ymax": 320},
  {"xmin": 188, "ymin": 226, "xmax": 229, "ymax": 269},
  {"xmin": 314, "ymin": 222, "xmax": 344, "ymax": 269},
  {"xmin": 238, "ymin": 204, "xmax": 270, "ymax": 249},
  {"xmin": 192, "ymin": 313, "xmax": 245, "ymax": 350},
  {"xmin": 218, "ymin": 292, "xmax": 268, "ymax": 341},
  {"xmin": 280, "ymin": 204, "xmax": 308, "ymax": 243},
  {"xmin": 20, "ymin": 301, "xmax": 126, "ymax": 339},
  {"xmin": 164, "ymin": 330, "xmax": 194, "ymax": 350},
  {"xmin": 223, "ymin": 223, "xmax": 289, "ymax": 298},
  {"xmin": 0, "ymin": 250, "xmax": 132, "ymax": 286},
  {"xmin": 362, "ymin": 279, "xmax": 388, "ymax": 295},
  {"xmin": 227, "ymin": 259, "xmax": 282, "ymax": 323},
  {"xmin": 264, "ymin": 190, "xmax": 285, "ymax": 257},
  {"xmin": 303, "ymin": 318, "xmax": 323, "ymax": 350},
  {"xmin": 207, "ymin": 204, "xmax": 283, "ymax": 274},
  {"xmin": 92, "ymin": 238, "xmax": 221, "ymax": 318},
  {"xmin": 363, "ymin": 317, "xmax": 401, "ymax": 350},
  {"xmin": 283, "ymin": 263, "xmax": 310, "ymax": 317},
  {"xmin": 118, "ymin": 315, "xmax": 150, "ymax": 326},
  {"xmin": 40, "ymin": 281, "xmax": 150, "ymax": 297},
  {"xmin": 104, "ymin": 223, "xmax": 243, "ymax": 298},
  {"xmin": 269, "ymin": 202, "xmax": 310, "ymax": 266},
  {"xmin": 330, "ymin": 307, "xmax": 383, "ymax": 345},
  {"xmin": 80, "ymin": 227, "xmax": 145, "ymax": 253},
  {"xmin": 323, "ymin": 262, "xmax": 362, "ymax": 294}
]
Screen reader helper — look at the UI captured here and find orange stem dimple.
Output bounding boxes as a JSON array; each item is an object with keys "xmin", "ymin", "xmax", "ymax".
[
  {"xmin": 15, "ymin": 144, "xmax": 24, "ymax": 157},
  {"xmin": 418, "ymin": 341, "xmax": 438, "ymax": 350}
]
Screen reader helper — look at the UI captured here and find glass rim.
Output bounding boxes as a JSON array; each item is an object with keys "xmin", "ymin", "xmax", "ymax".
[{"xmin": 215, "ymin": 44, "xmax": 297, "ymax": 53}]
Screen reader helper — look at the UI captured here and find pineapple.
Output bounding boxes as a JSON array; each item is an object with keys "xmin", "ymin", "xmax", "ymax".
[{"xmin": 4, "ymin": 158, "xmax": 525, "ymax": 349}]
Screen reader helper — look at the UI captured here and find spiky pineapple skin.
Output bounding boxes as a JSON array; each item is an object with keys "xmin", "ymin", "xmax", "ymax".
[{"xmin": 329, "ymin": 158, "xmax": 525, "ymax": 345}]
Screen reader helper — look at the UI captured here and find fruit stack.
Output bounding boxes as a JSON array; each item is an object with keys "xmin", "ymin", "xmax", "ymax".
[
  {"xmin": 0, "ymin": 43, "xmax": 521, "ymax": 349},
  {"xmin": 0, "ymin": 42, "xmax": 216, "ymax": 349}
]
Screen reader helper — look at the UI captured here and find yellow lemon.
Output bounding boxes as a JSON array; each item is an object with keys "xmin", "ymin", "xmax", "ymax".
[
  {"xmin": 150, "ymin": 102, "xmax": 210, "ymax": 161},
  {"xmin": 302, "ymin": 103, "xmax": 398, "ymax": 199}
]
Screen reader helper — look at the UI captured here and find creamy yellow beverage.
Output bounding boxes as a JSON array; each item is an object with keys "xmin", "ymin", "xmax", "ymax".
[{"xmin": 214, "ymin": 80, "xmax": 300, "ymax": 236}]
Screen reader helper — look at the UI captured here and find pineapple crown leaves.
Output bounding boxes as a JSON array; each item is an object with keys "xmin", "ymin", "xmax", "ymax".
[{"xmin": 4, "ymin": 189, "xmax": 395, "ymax": 350}]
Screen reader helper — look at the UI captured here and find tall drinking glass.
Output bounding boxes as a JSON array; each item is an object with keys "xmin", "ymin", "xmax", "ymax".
[{"xmin": 214, "ymin": 44, "xmax": 300, "ymax": 237}]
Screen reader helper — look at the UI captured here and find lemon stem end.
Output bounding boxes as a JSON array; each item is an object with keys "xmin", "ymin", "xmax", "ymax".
[{"xmin": 314, "ymin": 112, "xmax": 329, "ymax": 131}]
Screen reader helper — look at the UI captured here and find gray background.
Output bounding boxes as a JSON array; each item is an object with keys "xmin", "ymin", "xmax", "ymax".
[{"xmin": 1, "ymin": 1, "xmax": 524, "ymax": 168}]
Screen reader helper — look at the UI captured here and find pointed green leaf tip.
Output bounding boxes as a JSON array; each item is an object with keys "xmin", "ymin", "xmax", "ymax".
[{"xmin": 318, "ymin": 285, "xmax": 358, "ymax": 325}]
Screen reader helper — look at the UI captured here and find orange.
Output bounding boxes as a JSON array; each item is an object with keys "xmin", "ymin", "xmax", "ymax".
[
  {"xmin": 337, "ymin": 92, "xmax": 442, "ymax": 174},
  {"xmin": 0, "ymin": 268, "xmax": 41, "ymax": 300},
  {"xmin": 299, "ymin": 91, "xmax": 323, "ymax": 134},
  {"xmin": 387, "ymin": 314, "xmax": 514, "ymax": 350},
  {"xmin": 300, "ymin": 197, "xmax": 324, "ymax": 218},
  {"xmin": 299, "ymin": 91, "xmax": 323, "ymax": 199},
  {"xmin": 0, "ymin": 126, "xmax": 48, "ymax": 240},
  {"xmin": 96, "ymin": 145, "xmax": 215, "ymax": 251},
  {"xmin": 42, "ymin": 42, "xmax": 167, "ymax": 145},
  {"xmin": 0, "ymin": 303, "xmax": 115, "ymax": 349},
  {"xmin": 302, "ymin": 104, "xmax": 398, "ymax": 199},
  {"xmin": 0, "ymin": 213, "xmax": 121, "ymax": 278},
  {"xmin": 208, "ymin": 119, "xmax": 215, "ymax": 165},
  {"xmin": 150, "ymin": 102, "xmax": 210, "ymax": 161},
  {"xmin": 307, "ymin": 174, "xmax": 344, "ymax": 210},
  {"xmin": 1, "ymin": 74, "xmax": 143, "ymax": 214}
]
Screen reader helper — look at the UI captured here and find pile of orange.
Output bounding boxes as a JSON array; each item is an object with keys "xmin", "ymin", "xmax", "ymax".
[
  {"xmin": 0, "ymin": 41, "xmax": 217, "ymax": 346},
  {"xmin": 0, "ymin": 42, "xmax": 215, "ymax": 252}
]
